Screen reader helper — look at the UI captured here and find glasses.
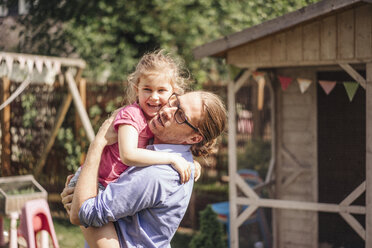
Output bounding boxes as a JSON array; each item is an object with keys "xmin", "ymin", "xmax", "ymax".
[{"xmin": 168, "ymin": 94, "xmax": 199, "ymax": 132}]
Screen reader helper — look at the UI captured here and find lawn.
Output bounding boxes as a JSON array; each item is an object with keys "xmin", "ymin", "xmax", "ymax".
[{"xmin": 53, "ymin": 218, "xmax": 193, "ymax": 248}]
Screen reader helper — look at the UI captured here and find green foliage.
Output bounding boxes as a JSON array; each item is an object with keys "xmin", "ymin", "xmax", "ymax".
[
  {"xmin": 56, "ymin": 127, "xmax": 82, "ymax": 172},
  {"xmin": 14, "ymin": 0, "xmax": 319, "ymax": 86},
  {"xmin": 189, "ymin": 205, "xmax": 227, "ymax": 248},
  {"xmin": 238, "ymin": 139, "xmax": 271, "ymax": 179},
  {"xmin": 21, "ymin": 93, "xmax": 38, "ymax": 129}
]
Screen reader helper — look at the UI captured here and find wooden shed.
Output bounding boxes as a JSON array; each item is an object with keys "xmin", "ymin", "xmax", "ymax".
[{"xmin": 193, "ymin": 0, "xmax": 372, "ymax": 247}]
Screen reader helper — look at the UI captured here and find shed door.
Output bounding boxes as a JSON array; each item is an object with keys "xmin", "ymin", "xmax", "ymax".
[{"xmin": 317, "ymin": 71, "xmax": 365, "ymax": 248}]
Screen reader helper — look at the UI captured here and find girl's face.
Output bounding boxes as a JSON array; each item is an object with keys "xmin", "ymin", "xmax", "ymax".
[{"xmin": 136, "ymin": 73, "xmax": 174, "ymax": 119}]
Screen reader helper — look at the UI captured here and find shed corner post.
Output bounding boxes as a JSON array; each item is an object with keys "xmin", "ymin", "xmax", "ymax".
[
  {"xmin": 228, "ymin": 76, "xmax": 238, "ymax": 248},
  {"xmin": 366, "ymin": 62, "xmax": 372, "ymax": 248}
]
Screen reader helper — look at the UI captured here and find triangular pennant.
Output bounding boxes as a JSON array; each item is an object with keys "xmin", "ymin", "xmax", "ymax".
[
  {"xmin": 35, "ymin": 58, "xmax": 43, "ymax": 73},
  {"xmin": 27, "ymin": 59, "xmax": 34, "ymax": 72},
  {"xmin": 297, "ymin": 78, "xmax": 312, "ymax": 94},
  {"xmin": 5, "ymin": 55, "xmax": 13, "ymax": 75},
  {"xmin": 53, "ymin": 61, "xmax": 61, "ymax": 74},
  {"xmin": 343, "ymin": 81, "xmax": 359, "ymax": 102},
  {"xmin": 0, "ymin": 54, "xmax": 3, "ymax": 63},
  {"xmin": 18, "ymin": 56, "xmax": 26, "ymax": 70},
  {"xmin": 44, "ymin": 60, "xmax": 52, "ymax": 71},
  {"xmin": 278, "ymin": 76, "xmax": 293, "ymax": 91},
  {"xmin": 319, "ymin": 80, "xmax": 336, "ymax": 95}
]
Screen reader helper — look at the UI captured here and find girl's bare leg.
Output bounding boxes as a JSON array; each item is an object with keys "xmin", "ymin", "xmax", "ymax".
[{"xmin": 80, "ymin": 222, "xmax": 120, "ymax": 248}]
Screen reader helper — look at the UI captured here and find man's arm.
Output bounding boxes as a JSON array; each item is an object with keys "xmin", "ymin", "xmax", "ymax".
[{"xmin": 70, "ymin": 115, "xmax": 117, "ymax": 225}]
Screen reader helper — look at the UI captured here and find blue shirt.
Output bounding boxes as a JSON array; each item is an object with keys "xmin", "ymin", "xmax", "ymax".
[{"xmin": 79, "ymin": 144, "xmax": 195, "ymax": 248}]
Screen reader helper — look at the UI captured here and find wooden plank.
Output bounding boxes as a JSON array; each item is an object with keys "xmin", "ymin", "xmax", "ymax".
[
  {"xmin": 34, "ymin": 93, "xmax": 73, "ymax": 176},
  {"xmin": 337, "ymin": 9, "xmax": 355, "ymax": 59},
  {"xmin": 255, "ymin": 37, "xmax": 271, "ymax": 62},
  {"xmin": 340, "ymin": 181, "xmax": 366, "ymax": 206},
  {"xmin": 271, "ymin": 32, "xmax": 286, "ymax": 62},
  {"xmin": 366, "ymin": 62, "xmax": 372, "ymax": 248},
  {"xmin": 286, "ymin": 26, "xmax": 303, "ymax": 62},
  {"xmin": 281, "ymin": 230, "xmax": 314, "ymax": 245},
  {"xmin": 340, "ymin": 212, "xmax": 366, "ymax": 240},
  {"xmin": 227, "ymin": 79, "xmax": 239, "ymax": 248},
  {"xmin": 236, "ymin": 205, "xmax": 258, "ymax": 227},
  {"xmin": 339, "ymin": 63, "xmax": 367, "ymax": 88},
  {"xmin": 321, "ymin": 15, "xmax": 337, "ymax": 60},
  {"xmin": 237, "ymin": 197, "xmax": 366, "ymax": 215},
  {"xmin": 0, "ymin": 77, "xmax": 11, "ymax": 176},
  {"xmin": 355, "ymin": 5, "xmax": 372, "ymax": 59},
  {"xmin": 227, "ymin": 43, "xmax": 255, "ymax": 66},
  {"xmin": 235, "ymin": 173, "xmax": 259, "ymax": 199},
  {"xmin": 234, "ymin": 70, "xmax": 253, "ymax": 93},
  {"xmin": 65, "ymin": 70, "xmax": 95, "ymax": 142},
  {"xmin": 303, "ymin": 21, "xmax": 320, "ymax": 61}
]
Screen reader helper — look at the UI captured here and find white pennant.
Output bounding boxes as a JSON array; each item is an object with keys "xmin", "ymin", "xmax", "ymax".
[
  {"xmin": 27, "ymin": 59, "xmax": 34, "ymax": 72},
  {"xmin": 297, "ymin": 78, "xmax": 312, "ymax": 94},
  {"xmin": 5, "ymin": 55, "xmax": 13, "ymax": 75},
  {"xmin": 35, "ymin": 58, "xmax": 43, "ymax": 73},
  {"xmin": 44, "ymin": 60, "xmax": 52, "ymax": 71},
  {"xmin": 53, "ymin": 61, "xmax": 61, "ymax": 74},
  {"xmin": 18, "ymin": 56, "xmax": 26, "ymax": 70}
]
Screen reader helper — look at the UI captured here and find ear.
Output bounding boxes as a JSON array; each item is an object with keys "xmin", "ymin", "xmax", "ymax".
[{"xmin": 186, "ymin": 133, "xmax": 203, "ymax": 144}]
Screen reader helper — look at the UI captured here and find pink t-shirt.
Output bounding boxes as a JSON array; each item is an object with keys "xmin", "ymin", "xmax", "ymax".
[{"xmin": 98, "ymin": 103, "xmax": 154, "ymax": 187}]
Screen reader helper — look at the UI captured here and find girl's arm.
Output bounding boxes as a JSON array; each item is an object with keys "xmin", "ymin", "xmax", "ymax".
[{"xmin": 118, "ymin": 125, "xmax": 191, "ymax": 183}]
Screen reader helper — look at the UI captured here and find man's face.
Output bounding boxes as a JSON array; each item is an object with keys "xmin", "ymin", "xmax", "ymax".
[{"xmin": 149, "ymin": 92, "xmax": 203, "ymax": 145}]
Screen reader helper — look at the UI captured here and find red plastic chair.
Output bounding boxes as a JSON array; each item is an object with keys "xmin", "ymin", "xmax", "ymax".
[{"xmin": 18, "ymin": 199, "xmax": 59, "ymax": 248}]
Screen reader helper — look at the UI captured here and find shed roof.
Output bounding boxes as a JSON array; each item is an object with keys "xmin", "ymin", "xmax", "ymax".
[{"xmin": 193, "ymin": 0, "xmax": 372, "ymax": 59}]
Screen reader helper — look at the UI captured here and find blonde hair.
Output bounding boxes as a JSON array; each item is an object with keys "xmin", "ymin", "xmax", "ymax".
[
  {"xmin": 125, "ymin": 50, "xmax": 190, "ymax": 104},
  {"xmin": 190, "ymin": 91, "xmax": 227, "ymax": 157}
]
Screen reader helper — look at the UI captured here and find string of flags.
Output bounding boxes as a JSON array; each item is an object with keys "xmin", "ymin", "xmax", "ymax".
[
  {"xmin": 277, "ymin": 75, "xmax": 361, "ymax": 102},
  {"xmin": 0, "ymin": 53, "xmax": 61, "ymax": 85}
]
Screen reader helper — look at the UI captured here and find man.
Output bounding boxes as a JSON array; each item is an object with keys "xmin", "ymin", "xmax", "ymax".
[{"xmin": 62, "ymin": 91, "xmax": 226, "ymax": 247}]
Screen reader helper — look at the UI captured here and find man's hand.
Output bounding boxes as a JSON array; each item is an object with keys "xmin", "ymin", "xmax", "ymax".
[
  {"xmin": 194, "ymin": 160, "xmax": 202, "ymax": 182},
  {"xmin": 60, "ymin": 175, "xmax": 74, "ymax": 217}
]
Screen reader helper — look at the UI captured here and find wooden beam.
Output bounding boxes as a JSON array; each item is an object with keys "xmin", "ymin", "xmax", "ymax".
[
  {"xmin": 235, "ymin": 173, "xmax": 259, "ymax": 200},
  {"xmin": 0, "ymin": 77, "xmax": 11, "ymax": 176},
  {"xmin": 236, "ymin": 205, "xmax": 258, "ymax": 227},
  {"xmin": 234, "ymin": 69, "xmax": 253, "ymax": 93},
  {"xmin": 236, "ymin": 197, "xmax": 366, "ymax": 215},
  {"xmin": 227, "ymin": 79, "xmax": 239, "ymax": 248},
  {"xmin": 366, "ymin": 62, "xmax": 372, "ymax": 248},
  {"xmin": 340, "ymin": 181, "xmax": 366, "ymax": 206},
  {"xmin": 340, "ymin": 212, "xmax": 366, "ymax": 240},
  {"xmin": 34, "ymin": 93, "xmax": 72, "ymax": 176},
  {"xmin": 65, "ymin": 70, "xmax": 95, "ymax": 142},
  {"xmin": 339, "ymin": 63, "xmax": 367, "ymax": 89}
]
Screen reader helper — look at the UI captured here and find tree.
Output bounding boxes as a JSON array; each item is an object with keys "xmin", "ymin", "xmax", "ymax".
[
  {"xmin": 6, "ymin": 0, "xmax": 319, "ymax": 85},
  {"xmin": 189, "ymin": 205, "xmax": 227, "ymax": 248}
]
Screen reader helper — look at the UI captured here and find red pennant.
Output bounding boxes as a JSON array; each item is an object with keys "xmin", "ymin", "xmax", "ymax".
[
  {"xmin": 319, "ymin": 80, "xmax": 336, "ymax": 95},
  {"xmin": 278, "ymin": 76, "xmax": 293, "ymax": 91}
]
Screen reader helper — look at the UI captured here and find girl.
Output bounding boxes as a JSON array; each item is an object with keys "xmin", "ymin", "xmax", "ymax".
[{"xmin": 69, "ymin": 50, "xmax": 199, "ymax": 191}]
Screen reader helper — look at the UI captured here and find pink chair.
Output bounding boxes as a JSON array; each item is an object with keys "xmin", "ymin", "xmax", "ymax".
[{"xmin": 18, "ymin": 199, "xmax": 59, "ymax": 248}]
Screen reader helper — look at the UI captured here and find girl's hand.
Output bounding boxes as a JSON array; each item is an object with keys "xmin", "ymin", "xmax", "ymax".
[
  {"xmin": 171, "ymin": 155, "xmax": 191, "ymax": 184},
  {"xmin": 194, "ymin": 160, "xmax": 202, "ymax": 182}
]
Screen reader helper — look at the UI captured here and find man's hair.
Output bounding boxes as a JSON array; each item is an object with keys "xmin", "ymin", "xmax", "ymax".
[{"xmin": 190, "ymin": 91, "xmax": 227, "ymax": 157}]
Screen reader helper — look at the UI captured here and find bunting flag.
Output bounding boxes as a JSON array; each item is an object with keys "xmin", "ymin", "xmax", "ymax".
[
  {"xmin": 319, "ymin": 80, "xmax": 336, "ymax": 95},
  {"xmin": 26, "ymin": 59, "xmax": 34, "ymax": 72},
  {"xmin": 53, "ymin": 61, "xmax": 61, "ymax": 74},
  {"xmin": 5, "ymin": 55, "xmax": 13, "ymax": 75},
  {"xmin": 18, "ymin": 56, "xmax": 26, "ymax": 69},
  {"xmin": 44, "ymin": 60, "xmax": 52, "ymax": 71},
  {"xmin": 278, "ymin": 76, "xmax": 293, "ymax": 91},
  {"xmin": 35, "ymin": 59, "xmax": 43, "ymax": 73},
  {"xmin": 343, "ymin": 82, "xmax": 359, "ymax": 102},
  {"xmin": 297, "ymin": 78, "xmax": 312, "ymax": 94}
]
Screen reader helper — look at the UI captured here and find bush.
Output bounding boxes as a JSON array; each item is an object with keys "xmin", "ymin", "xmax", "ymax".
[{"xmin": 189, "ymin": 205, "xmax": 227, "ymax": 248}]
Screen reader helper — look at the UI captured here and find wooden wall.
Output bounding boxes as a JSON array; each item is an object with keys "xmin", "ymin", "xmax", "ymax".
[
  {"xmin": 274, "ymin": 68, "xmax": 318, "ymax": 248},
  {"xmin": 227, "ymin": 4, "xmax": 372, "ymax": 69}
]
